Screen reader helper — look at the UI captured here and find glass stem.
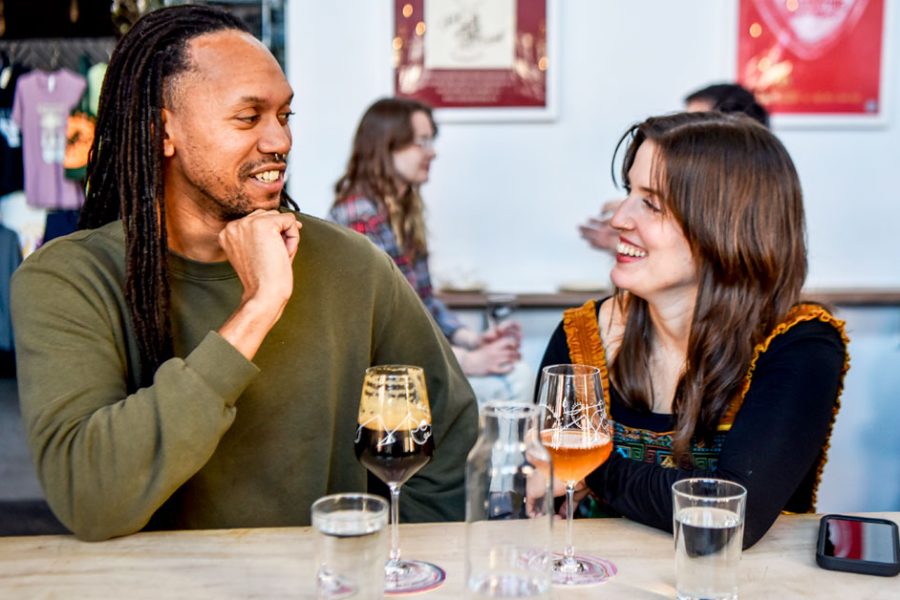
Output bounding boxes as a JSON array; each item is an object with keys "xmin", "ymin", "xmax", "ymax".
[
  {"xmin": 389, "ymin": 483, "xmax": 401, "ymax": 563},
  {"xmin": 564, "ymin": 483, "xmax": 576, "ymax": 561}
]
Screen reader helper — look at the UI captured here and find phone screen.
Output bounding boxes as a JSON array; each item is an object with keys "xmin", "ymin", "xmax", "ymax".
[{"xmin": 822, "ymin": 517, "xmax": 898, "ymax": 564}]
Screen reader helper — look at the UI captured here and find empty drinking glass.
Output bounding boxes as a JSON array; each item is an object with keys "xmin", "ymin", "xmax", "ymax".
[{"xmin": 312, "ymin": 493, "xmax": 389, "ymax": 600}]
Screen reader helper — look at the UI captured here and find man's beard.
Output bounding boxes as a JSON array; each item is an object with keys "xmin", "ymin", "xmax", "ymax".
[
  {"xmin": 196, "ymin": 178, "xmax": 277, "ymax": 222},
  {"xmin": 185, "ymin": 160, "xmax": 284, "ymax": 221},
  {"xmin": 212, "ymin": 189, "xmax": 256, "ymax": 222}
]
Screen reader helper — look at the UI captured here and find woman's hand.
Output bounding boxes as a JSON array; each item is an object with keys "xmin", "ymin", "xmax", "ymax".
[
  {"xmin": 526, "ymin": 466, "xmax": 591, "ymax": 518},
  {"xmin": 554, "ymin": 479, "xmax": 591, "ymax": 517},
  {"xmin": 459, "ymin": 337, "xmax": 521, "ymax": 376},
  {"xmin": 578, "ymin": 199, "xmax": 622, "ymax": 252},
  {"xmin": 481, "ymin": 320, "xmax": 523, "ymax": 346}
]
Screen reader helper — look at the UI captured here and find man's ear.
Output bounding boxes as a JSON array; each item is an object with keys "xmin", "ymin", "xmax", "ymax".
[{"xmin": 161, "ymin": 108, "xmax": 175, "ymax": 158}]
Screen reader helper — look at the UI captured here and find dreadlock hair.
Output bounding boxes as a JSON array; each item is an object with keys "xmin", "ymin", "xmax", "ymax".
[
  {"xmin": 79, "ymin": 5, "xmax": 291, "ymax": 386},
  {"xmin": 609, "ymin": 111, "xmax": 806, "ymax": 466}
]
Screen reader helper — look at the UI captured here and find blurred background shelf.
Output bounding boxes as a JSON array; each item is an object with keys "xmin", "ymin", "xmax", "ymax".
[{"xmin": 438, "ymin": 288, "xmax": 900, "ymax": 309}]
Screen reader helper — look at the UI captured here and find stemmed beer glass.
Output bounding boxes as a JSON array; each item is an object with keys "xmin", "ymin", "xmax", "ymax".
[
  {"xmin": 354, "ymin": 365, "xmax": 445, "ymax": 594},
  {"xmin": 537, "ymin": 364, "xmax": 613, "ymax": 585}
]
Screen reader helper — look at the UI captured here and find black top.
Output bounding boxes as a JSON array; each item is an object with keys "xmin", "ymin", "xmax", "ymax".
[{"xmin": 538, "ymin": 299, "xmax": 846, "ymax": 548}]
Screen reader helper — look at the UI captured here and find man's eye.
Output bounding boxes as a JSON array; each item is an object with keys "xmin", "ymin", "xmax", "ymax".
[
  {"xmin": 237, "ymin": 114, "xmax": 260, "ymax": 123},
  {"xmin": 279, "ymin": 111, "xmax": 295, "ymax": 124}
]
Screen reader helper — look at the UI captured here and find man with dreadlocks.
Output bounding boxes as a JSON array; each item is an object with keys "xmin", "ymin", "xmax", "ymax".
[{"xmin": 10, "ymin": 5, "xmax": 476, "ymax": 541}]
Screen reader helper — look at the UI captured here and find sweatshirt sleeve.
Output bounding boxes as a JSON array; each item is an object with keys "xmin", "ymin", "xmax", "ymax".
[
  {"xmin": 369, "ymin": 254, "xmax": 478, "ymax": 522},
  {"xmin": 11, "ymin": 248, "xmax": 259, "ymax": 541},
  {"xmin": 585, "ymin": 319, "xmax": 846, "ymax": 549}
]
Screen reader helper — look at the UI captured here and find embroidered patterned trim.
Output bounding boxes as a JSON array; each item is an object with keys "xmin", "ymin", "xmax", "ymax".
[
  {"xmin": 613, "ymin": 421, "xmax": 726, "ymax": 470},
  {"xmin": 725, "ymin": 303, "xmax": 850, "ymax": 510},
  {"xmin": 562, "ymin": 299, "xmax": 612, "ymax": 409}
]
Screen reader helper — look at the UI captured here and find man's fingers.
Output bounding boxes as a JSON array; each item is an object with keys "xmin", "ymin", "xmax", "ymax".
[{"xmin": 283, "ymin": 229, "xmax": 301, "ymax": 260}]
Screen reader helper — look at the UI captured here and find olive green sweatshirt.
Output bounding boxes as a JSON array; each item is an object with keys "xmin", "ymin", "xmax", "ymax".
[{"xmin": 11, "ymin": 214, "xmax": 477, "ymax": 541}]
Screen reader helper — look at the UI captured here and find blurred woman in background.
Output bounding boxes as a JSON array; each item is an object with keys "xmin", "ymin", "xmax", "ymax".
[{"xmin": 331, "ymin": 97, "xmax": 532, "ymax": 405}]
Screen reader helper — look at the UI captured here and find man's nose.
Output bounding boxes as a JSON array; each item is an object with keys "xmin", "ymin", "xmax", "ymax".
[{"xmin": 260, "ymin": 117, "xmax": 292, "ymax": 156}]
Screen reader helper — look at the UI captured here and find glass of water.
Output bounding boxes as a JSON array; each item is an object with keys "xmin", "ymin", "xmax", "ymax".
[
  {"xmin": 672, "ymin": 478, "xmax": 747, "ymax": 600},
  {"xmin": 484, "ymin": 293, "xmax": 518, "ymax": 331},
  {"xmin": 312, "ymin": 493, "xmax": 389, "ymax": 600}
]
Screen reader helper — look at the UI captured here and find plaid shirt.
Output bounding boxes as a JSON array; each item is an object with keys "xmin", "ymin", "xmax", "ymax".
[{"xmin": 329, "ymin": 196, "xmax": 462, "ymax": 339}]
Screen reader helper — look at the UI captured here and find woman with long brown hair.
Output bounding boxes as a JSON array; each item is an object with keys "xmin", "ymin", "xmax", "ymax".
[
  {"xmin": 539, "ymin": 111, "xmax": 849, "ymax": 548},
  {"xmin": 331, "ymin": 97, "xmax": 532, "ymax": 404}
]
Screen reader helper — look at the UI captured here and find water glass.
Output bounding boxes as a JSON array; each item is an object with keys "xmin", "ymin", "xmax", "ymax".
[
  {"xmin": 672, "ymin": 478, "xmax": 747, "ymax": 600},
  {"xmin": 312, "ymin": 493, "xmax": 389, "ymax": 600},
  {"xmin": 484, "ymin": 293, "xmax": 517, "ymax": 331}
]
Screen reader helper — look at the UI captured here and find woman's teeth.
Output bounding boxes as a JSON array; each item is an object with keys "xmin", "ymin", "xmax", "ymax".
[{"xmin": 617, "ymin": 241, "xmax": 647, "ymax": 257}]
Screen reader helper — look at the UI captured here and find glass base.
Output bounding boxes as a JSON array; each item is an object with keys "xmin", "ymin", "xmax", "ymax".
[
  {"xmin": 384, "ymin": 559, "xmax": 446, "ymax": 595},
  {"xmin": 551, "ymin": 553, "xmax": 617, "ymax": 586}
]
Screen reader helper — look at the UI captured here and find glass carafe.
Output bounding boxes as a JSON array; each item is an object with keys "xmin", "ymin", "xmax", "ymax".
[{"xmin": 465, "ymin": 401, "xmax": 553, "ymax": 598}]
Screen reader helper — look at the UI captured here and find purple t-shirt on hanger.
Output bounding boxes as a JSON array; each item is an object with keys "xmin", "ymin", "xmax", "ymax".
[{"xmin": 11, "ymin": 69, "xmax": 86, "ymax": 210}]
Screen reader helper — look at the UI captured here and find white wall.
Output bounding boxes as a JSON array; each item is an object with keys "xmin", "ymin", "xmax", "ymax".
[
  {"xmin": 817, "ymin": 306, "xmax": 900, "ymax": 513},
  {"xmin": 287, "ymin": 1, "xmax": 900, "ymax": 513},
  {"xmin": 287, "ymin": 0, "xmax": 900, "ymax": 292}
]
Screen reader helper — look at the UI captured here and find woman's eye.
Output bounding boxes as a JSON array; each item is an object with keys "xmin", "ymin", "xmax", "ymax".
[{"xmin": 642, "ymin": 197, "xmax": 662, "ymax": 212}]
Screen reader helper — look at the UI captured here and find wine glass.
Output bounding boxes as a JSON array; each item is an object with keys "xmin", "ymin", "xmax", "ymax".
[
  {"xmin": 537, "ymin": 364, "xmax": 613, "ymax": 585},
  {"xmin": 354, "ymin": 365, "xmax": 445, "ymax": 594}
]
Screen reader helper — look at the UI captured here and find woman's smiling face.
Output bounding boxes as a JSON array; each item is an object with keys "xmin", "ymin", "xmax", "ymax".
[{"xmin": 608, "ymin": 140, "xmax": 698, "ymax": 303}]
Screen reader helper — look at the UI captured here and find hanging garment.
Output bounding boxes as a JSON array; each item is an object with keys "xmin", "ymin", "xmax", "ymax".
[
  {"xmin": 11, "ymin": 69, "xmax": 86, "ymax": 210},
  {"xmin": 65, "ymin": 55, "xmax": 96, "ymax": 181},
  {"xmin": 86, "ymin": 61, "xmax": 107, "ymax": 117}
]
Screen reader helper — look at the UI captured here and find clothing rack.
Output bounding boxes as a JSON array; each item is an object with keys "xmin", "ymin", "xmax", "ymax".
[{"xmin": 0, "ymin": 38, "xmax": 115, "ymax": 73}]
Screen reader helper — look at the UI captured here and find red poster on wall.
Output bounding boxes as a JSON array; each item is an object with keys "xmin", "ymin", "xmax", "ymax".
[
  {"xmin": 738, "ymin": 0, "xmax": 885, "ymax": 121},
  {"xmin": 393, "ymin": 0, "xmax": 555, "ymax": 121}
]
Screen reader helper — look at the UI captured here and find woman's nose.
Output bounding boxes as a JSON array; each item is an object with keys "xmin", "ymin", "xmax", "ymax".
[{"xmin": 609, "ymin": 198, "xmax": 632, "ymax": 230}]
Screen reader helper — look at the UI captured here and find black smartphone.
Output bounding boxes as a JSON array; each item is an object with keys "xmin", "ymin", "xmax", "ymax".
[{"xmin": 816, "ymin": 514, "xmax": 900, "ymax": 577}]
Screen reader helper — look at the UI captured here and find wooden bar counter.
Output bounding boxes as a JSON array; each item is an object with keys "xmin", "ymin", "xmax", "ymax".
[{"xmin": 1, "ymin": 513, "xmax": 897, "ymax": 598}]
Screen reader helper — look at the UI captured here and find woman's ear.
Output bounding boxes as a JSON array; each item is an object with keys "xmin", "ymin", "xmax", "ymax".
[{"xmin": 161, "ymin": 108, "xmax": 175, "ymax": 158}]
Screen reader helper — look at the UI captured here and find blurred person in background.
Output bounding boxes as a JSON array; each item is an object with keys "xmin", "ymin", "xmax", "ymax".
[{"xmin": 331, "ymin": 97, "xmax": 533, "ymax": 406}]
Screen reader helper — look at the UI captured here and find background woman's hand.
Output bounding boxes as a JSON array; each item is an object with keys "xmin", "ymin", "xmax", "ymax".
[
  {"xmin": 578, "ymin": 199, "xmax": 622, "ymax": 253},
  {"xmin": 460, "ymin": 337, "xmax": 521, "ymax": 376},
  {"xmin": 480, "ymin": 320, "xmax": 523, "ymax": 346}
]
